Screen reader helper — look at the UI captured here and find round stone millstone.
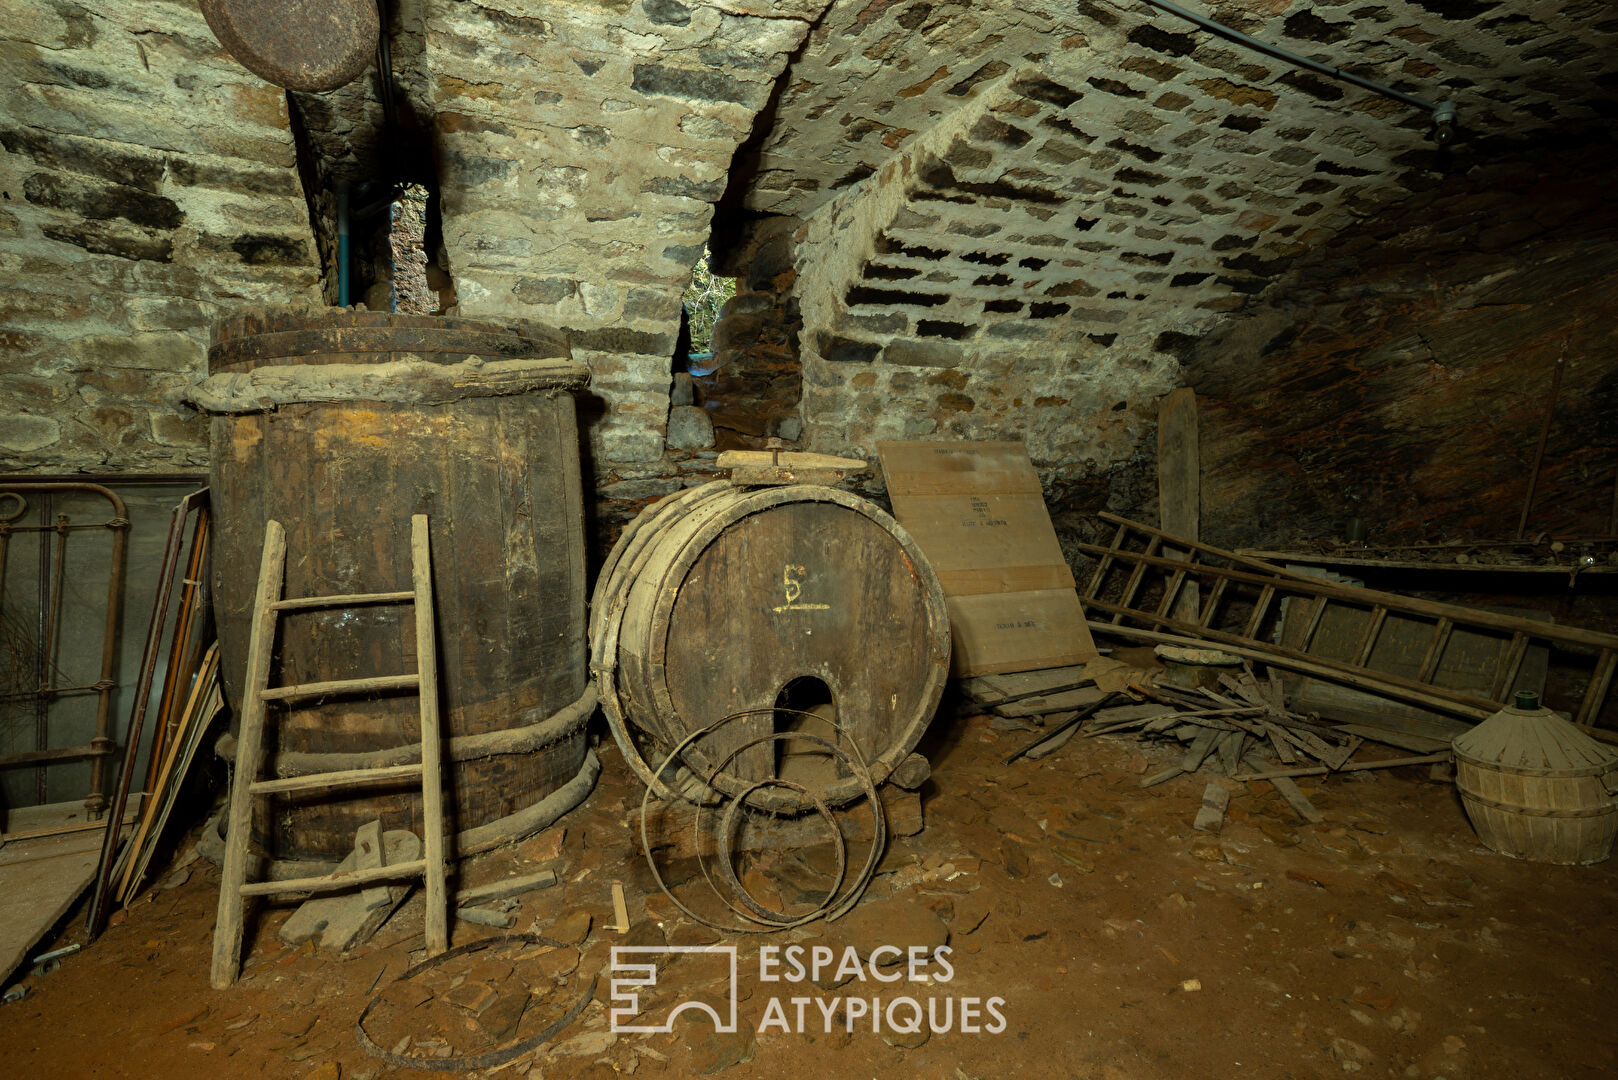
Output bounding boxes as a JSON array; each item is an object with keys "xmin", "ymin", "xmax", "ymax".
[{"xmin": 201, "ymin": 0, "xmax": 378, "ymax": 92}]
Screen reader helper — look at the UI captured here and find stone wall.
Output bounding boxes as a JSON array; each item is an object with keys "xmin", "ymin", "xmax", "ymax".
[
  {"xmin": 1153, "ymin": 142, "xmax": 1618, "ymax": 550},
  {"xmin": 0, "ymin": 1, "xmax": 321, "ymax": 470},
  {"xmin": 738, "ymin": 0, "xmax": 1618, "ymax": 492},
  {"xmin": 696, "ymin": 215, "xmax": 802, "ymax": 446},
  {"xmin": 4, "ymin": 0, "xmax": 1616, "ymax": 563},
  {"xmin": 423, "ymin": 0, "xmax": 827, "ymax": 466},
  {"xmin": 779, "ymin": 17, "xmax": 1462, "ymax": 480}
]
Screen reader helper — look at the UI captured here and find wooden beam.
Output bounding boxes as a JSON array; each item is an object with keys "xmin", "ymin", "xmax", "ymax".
[{"xmin": 1157, "ymin": 388, "xmax": 1200, "ymax": 622}]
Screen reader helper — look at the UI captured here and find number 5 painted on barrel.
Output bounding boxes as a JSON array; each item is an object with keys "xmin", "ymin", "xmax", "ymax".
[{"xmin": 773, "ymin": 563, "xmax": 830, "ymax": 613}]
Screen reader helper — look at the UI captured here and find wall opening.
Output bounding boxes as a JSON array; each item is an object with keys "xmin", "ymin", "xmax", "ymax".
[
  {"xmin": 681, "ymin": 245, "xmax": 736, "ymax": 371},
  {"xmin": 678, "ymin": 224, "xmax": 804, "ymax": 450},
  {"xmin": 378, "ymin": 184, "xmax": 442, "ymax": 314}
]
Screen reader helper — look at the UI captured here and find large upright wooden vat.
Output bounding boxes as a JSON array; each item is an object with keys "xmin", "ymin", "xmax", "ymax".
[
  {"xmin": 591, "ymin": 481, "xmax": 950, "ymax": 809},
  {"xmin": 197, "ymin": 309, "xmax": 593, "ymax": 862}
]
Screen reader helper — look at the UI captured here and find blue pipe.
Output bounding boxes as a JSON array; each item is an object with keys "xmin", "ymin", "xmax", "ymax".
[{"xmin": 337, "ymin": 179, "xmax": 351, "ymax": 307}]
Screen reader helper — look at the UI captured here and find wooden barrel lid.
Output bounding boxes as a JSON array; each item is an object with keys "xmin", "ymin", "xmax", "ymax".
[
  {"xmin": 201, "ymin": 0, "xmax": 378, "ymax": 92},
  {"xmin": 208, "ymin": 308, "xmax": 582, "ymax": 385}
]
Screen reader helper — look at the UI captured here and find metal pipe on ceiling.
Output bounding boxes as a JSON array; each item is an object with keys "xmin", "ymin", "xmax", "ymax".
[{"xmin": 1131, "ymin": 0, "xmax": 1457, "ymax": 140}]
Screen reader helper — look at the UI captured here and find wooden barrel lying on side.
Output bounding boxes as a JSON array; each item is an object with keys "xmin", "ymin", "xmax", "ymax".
[
  {"xmin": 591, "ymin": 481, "xmax": 950, "ymax": 809},
  {"xmin": 198, "ymin": 309, "xmax": 594, "ymax": 862}
]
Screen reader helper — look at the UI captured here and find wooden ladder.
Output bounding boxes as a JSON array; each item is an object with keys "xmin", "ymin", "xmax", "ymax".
[
  {"xmin": 210, "ymin": 515, "xmax": 448, "ymax": 989},
  {"xmin": 1077, "ymin": 512, "xmax": 1618, "ymax": 730}
]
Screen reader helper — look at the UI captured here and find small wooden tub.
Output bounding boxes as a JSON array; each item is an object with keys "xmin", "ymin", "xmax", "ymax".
[{"xmin": 1453, "ymin": 695, "xmax": 1618, "ymax": 866}]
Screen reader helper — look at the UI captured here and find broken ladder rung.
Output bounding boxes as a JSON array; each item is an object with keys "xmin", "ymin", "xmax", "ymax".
[
  {"xmin": 238, "ymin": 858, "xmax": 429, "ymax": 898},
  {"xmin": 259, "ymin": 672, "xmax": 419, "ymax": 703},
  {"xmin": 249, "ymin": 761, "xmax": 424, "ymax": 797},
  {"xmin": 270, "ymin": 590, "xmax": 415, "ymax": 612}
]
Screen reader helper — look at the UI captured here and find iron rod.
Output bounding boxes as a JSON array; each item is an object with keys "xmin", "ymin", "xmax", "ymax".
[
  {"xmin": 0, "ymin": 744, "xmax": 116, "ymax": 767},
  {"xmin": 34, "ymin": 492, "xmax": 50, "ymax": 805},
  {"xmin": 1134, "ymin": 0, "xmax": 1440, "ymax": 111}
]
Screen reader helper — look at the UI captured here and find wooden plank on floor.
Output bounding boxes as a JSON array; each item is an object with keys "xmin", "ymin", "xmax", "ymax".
[
  {"xmin": 1180, "ymin": 729, "xmax": 1219, "ymax": 773},
  {"xmin": 1216, "ymin": 731, "xmax": 1246, "ymax": 776},
  {"xmin": 1333, "ymin": 724, "xmax": 1450, "ymax": 753},
  {"xmin": 962, "ymin": 664, "xmax": 1092, "ymax": 702},
  {"xmin": 278, "ymin": 830, "xmax": 422, "ymax": 952},
  {"xmin": 0, "ymin": 832, "xmax": 102, "ymax": 984},
  {"xmin": 1270, "ymin": 776, "xmax": 1325, "ymax": 824}
]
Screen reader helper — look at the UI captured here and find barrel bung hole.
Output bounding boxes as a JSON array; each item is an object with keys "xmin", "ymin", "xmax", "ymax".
[{"xmin": 773, "ymin": 675, "xmax": 840, "ymax": 786}]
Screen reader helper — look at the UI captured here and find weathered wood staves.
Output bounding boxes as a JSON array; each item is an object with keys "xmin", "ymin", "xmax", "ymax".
[
  {"xmin": 198, "ymin": 310, "xmax": 594, "ymax": 862},
  {"xmin": 591, "ymin": 482, "xmax": 950, "ymax": 810}
]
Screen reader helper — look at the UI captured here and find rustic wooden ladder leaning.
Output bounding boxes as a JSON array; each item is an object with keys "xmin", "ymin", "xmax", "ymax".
[
  {"xmin": 1078, "ymin": 512, "xmax": 1618, "ymax": 730},
  {"xmin": 210, "ymin": 515, "xmax": 448, "ymax": 989}
]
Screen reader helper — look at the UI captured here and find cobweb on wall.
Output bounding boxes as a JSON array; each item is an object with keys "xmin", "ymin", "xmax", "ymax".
[{"xmin": 0, "ymin": 602, "xmax": 70, "ymax": 745}]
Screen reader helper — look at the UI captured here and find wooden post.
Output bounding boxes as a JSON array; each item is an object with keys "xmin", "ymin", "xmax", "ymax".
[
  {"xmin": 1158, "ymin": 388, "xmax": 1200, "ymax": 622},
  {"xmin": 412, "ymin": 515, "xmax": 449, "ymax": 956}
]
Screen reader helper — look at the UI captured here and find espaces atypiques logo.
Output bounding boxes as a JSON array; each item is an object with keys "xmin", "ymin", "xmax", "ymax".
[{"xmin": 610, "ymin": 943, "xmax": 1008, "ymax": 1037}]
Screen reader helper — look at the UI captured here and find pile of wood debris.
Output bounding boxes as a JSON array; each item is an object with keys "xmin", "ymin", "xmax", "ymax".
[{"xmin": 963, "ymin": 652, "xmax": 1451, "ymax": 826}]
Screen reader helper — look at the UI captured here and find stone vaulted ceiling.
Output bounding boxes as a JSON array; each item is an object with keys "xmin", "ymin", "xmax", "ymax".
[
  {"xmin": 731, "ymin": 0, "xmax": 1618, "ymax": 465},
  {"xmin": 211, "ymin": 0, "xmax": 1618, "ymax": 475},
  {"xmin": 742, "ymin": 0, "xmax": 1618, "ymax": 221},
  {"xmin": 6, "ymin": 0, "xmax": 1615, "ymax": 475}
]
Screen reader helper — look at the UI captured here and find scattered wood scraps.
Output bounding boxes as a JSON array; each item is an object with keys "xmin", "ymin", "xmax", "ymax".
[{"xmin": 989, "ymin": 660, "xmax": 1456, "ymax": 828}]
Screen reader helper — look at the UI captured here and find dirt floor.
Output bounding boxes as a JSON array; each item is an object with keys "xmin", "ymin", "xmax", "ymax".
[{"xmin": 4, "ymin": 707, "xmax": 1617, "ymax": 1080}]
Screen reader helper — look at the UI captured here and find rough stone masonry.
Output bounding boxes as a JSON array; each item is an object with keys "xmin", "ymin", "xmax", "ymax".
[
  {"xmin": 1, "ymin": 0, "xmax": 320, "ymax": 468},
  {"xmin": 424, "ymin": 0, "xmax": 828, "ymax": 464},
  {"xmin": 2, "ymin": 0, "xmax": 1616, "ymax": 544}
]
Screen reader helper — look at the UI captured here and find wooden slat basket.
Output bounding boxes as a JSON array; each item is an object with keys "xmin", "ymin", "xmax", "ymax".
[{"xmin": 1452, "ymin": 692, "xmax": 1618, "ymax": 865}]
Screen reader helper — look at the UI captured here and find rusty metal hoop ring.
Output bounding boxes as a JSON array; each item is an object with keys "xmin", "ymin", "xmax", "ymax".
[
  {"xmin": 702, "ymin": 718, "xmax": 886, "ymax": 919},
  {"xmin": 0, "ymin": 492, "xmax": 26, "ymax": 524},
  {"xmin": 695, "ymin": 716, "xmax": 856, "ymax": 923},
  {"xmin": 701, "ymin": 718, "xmax": 885, "ymax": 925},
  {"xmin": 638, "ymin": 710, "xmax": 885, "ymax": 934},
  {"xmin": 354, "ymin": 934, "xmax": 595, "ymax": 1071},
  {"xmin": 706, "ymin": 774, "xmax": 846, "ymax": 925}
]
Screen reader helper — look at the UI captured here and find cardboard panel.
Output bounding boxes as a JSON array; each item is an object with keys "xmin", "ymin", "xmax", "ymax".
[
  {"xmin": 879, "ymin": 439, "xmax": 1098, "ymax": 677},
  {"xmin": 944, "ymin": 590, "xmax": 1096, "ymax": 677},
  {"xmin": 877, "ymin": 441, "xmax": 1045, "ymax": 497},
  {"xmin": 888, "ymin": 492, "xmax": 1074, "ymax": 595}
]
